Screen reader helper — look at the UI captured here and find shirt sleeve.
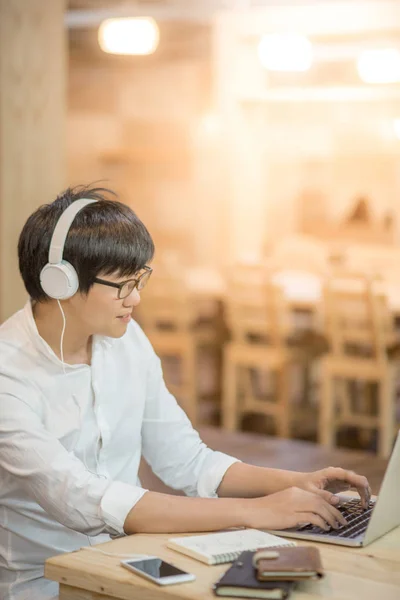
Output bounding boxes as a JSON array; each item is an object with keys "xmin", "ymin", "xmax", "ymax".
[
  {"xmin": 0, "ymin": 389, "xmax": 147, "ymax": 536},
  {"xmin": 139, "ymin": 338, "xmax": 241, "ymax": 497}
]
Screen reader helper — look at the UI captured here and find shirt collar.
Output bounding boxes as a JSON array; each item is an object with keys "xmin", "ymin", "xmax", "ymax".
[{"xmin": 23, "ymin": 300, "xmax": 116, "ymax": 368}]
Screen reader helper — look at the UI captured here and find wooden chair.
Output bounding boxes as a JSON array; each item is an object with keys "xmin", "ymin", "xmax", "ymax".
[
  {"xmin": 318, "ymin": 273, "xmax": 399, "ymax": 458},
  {"xmin": 222, "ymin": 273, "xmax": 293, "ymax": 437},
  {"xmin": 137, "ymin": 270, "xmax": 222, "ymax": 425}
]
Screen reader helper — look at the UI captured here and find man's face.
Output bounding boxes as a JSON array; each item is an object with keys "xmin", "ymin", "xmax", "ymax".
[{"xmin": 69, "ymin": 272, "xmax": 141, "ymax": 338}]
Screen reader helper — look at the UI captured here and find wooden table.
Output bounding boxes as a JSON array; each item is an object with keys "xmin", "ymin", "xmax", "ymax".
[
  {"xmin": 45, "ymin": 522, "xmax": 400, "ymax": 600},
  {"xmin": 185, "ymin": 266, "xmax": 400, "ymax": 315}
]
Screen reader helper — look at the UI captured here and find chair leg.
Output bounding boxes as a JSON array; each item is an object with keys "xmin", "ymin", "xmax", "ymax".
[
  {"xmin": 358, "ymin": 382, "xmax": 375, "ymax": 449},
  {"xmin": 276, "ymin": 364, "xmax": 290, "ymax": 438},
  {"xmin": 337, "ymin": 378, "xmax": 350, "ymax": 420},
  {"xmin": 320, "ymin": 368, "xmax": 335, "ymax": 448},
  {"xmin": 378, "ymin": 369, "xmax": 396, "ymax": 459},
  {"xmin": 222, "ymin": 352, "xmax": 239, "ymax": 431}
]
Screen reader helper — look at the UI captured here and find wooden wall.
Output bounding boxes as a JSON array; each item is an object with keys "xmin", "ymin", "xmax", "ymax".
[
  {"xmin": 0, "ymin": 0, "xmax": 66, "ymax": 321},
  {"xmin": 213, "ymin": 1, "xmax": 400, "ymax": 260},
  {"xmin": 67, "ymin": 2, "xmax": 400, "ymax": 273},
  {"xmin": 67, "ymin": 25, "xmax": 228, "ymax": 269}
]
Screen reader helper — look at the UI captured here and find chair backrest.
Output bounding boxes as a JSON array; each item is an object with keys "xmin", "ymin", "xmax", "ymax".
[
  {"xmin": 322, "ymin": 272, "xmax": 393, "ymax": 362},
  {"xmin": 138, "ymin": 269, "xmax": 195, "ymax": 335},
  {"xmin": 225, "ymin": 268, "xmax": 289, "ymax": 347}
]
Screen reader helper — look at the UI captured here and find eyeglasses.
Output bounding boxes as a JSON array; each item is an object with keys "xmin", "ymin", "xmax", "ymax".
[{"xmin": 93, "ymin": 266, "xmax": 152, "ymax": 299}]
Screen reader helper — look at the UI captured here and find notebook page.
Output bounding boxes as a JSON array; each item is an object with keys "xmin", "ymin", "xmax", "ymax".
[{"xmin": 168, "ymin": 529, "xmax": 295, "ymax": 559}]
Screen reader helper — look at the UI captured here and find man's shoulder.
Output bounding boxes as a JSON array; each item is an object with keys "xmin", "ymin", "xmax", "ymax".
[
  {"xmin": 0, "ymin": 307, "xmax": 30, "ymax": 357},
  {"xmin": 0, "ymin": 308, "xmax": 38, "ymax": 401}
]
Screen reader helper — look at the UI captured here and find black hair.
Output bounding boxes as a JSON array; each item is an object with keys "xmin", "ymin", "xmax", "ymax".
[{"xmin": 18, "ymin": 184, "xmax": 155, "ymax": 301}]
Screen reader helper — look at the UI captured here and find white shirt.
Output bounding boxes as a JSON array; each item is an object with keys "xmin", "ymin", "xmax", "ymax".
[{"xmin": 0, "ymin": 302, "xmax": 239, "ymax": 599}]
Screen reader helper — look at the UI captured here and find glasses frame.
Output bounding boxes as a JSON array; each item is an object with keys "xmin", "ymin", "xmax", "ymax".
[{"xmin": 93, "ymin": 265, "xmax": 152, "ymax": 299}]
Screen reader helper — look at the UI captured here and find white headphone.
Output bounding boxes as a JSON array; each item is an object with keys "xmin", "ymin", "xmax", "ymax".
[{"xmin": 39, "ymin": 198, "xmax": 97, "ymax": 300}]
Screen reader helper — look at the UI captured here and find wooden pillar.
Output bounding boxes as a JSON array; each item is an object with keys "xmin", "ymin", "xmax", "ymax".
[{"xmin": 0, "ymin": 0, "xmax": 66, "ymax": 322}]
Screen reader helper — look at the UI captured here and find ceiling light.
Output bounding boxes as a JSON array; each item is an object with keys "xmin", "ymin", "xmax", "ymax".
[
  {"xmin": 258, "ymin": 34, "xmax": 313, "ymax": 72},
  {"xmin": 357, "ymin": 48, "xmax": 400, "ymax": 84},
  {"xmin": 98, "ymin": 17, "xmax": 159, "ymax": 56}
]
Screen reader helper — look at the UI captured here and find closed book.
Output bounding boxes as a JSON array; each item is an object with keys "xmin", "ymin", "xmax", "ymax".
[
  {"xmin": 254, "ymin": 547, "xmax": 324, "ymax": 581},
  {"xmin": 213, "ymin": 551, "xmax": 295, "ymax": 599}
]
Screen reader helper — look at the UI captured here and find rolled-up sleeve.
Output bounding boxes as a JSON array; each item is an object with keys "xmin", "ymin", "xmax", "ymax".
[
  {"xmin": 141, "ymin": 349, "xmax": 241, "ymax": 498},
  {"xmin": 0, "ymin": 393, "xmax": 147, "ymax": 536},
  {"xmin": 100, "ymin": 481, "xmax": 148, "ymax": 532}
]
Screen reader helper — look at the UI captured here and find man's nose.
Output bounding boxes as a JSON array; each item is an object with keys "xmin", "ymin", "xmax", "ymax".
[{"xmin": 124, "ymin": 286, "xmax": 140, "ymax": 307}]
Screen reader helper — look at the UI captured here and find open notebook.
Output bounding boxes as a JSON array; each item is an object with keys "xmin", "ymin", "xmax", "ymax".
[{"xmin": 167, "ymin": 529, "xmax": 296, "ymax": 565}]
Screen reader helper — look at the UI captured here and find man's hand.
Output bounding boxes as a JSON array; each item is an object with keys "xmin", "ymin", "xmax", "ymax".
[
  {"xmin": 246, "ymin": 486, "xmax": 348, "ymax": 531},
  {"xmin": 294, "ymin": 467, "xmax": 372, "ymax": 509}
]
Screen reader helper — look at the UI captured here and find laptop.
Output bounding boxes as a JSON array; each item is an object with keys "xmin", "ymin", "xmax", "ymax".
[{"xmin": 267, "ymin": 431, "xmax": 400, "ymax": 547}]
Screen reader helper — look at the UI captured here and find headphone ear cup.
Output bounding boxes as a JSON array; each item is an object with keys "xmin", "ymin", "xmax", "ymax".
[{"xmin": 40, "ymin": 261, "xmax": 79, "ymax": 300}]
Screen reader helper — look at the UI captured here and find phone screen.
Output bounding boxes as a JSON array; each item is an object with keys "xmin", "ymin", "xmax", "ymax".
[{"xmin": 125, "ymin": 558, "xmax": 189, "ymax": 579}]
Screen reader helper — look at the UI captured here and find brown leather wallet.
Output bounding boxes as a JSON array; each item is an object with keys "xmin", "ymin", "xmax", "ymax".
[{"xmin": 253, "ymin": 546, "xmax": 324, "ymax": 581}]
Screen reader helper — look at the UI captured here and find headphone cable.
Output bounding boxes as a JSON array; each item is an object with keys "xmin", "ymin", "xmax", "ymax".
[{"xmin": 57, "ymin": 299, "xmax": 67, "ymax": 375}]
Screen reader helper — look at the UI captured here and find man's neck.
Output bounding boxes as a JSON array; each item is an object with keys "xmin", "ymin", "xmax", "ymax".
[{"xmin": 32, "ymin": 301, "xmax": 92, "ymax": 365}]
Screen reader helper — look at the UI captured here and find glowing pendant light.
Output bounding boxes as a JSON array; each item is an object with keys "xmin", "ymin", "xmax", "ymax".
[
  {"xmin": 357, "ymin": 48, "xmax": 400, "ymax": 84},
  {"xmin": 258, "ymin": 33, "xmax": 313, "ymax": 72},
  {"xmin": 98, "ymin": 17, "xmax": 159, "ymax": 56}
]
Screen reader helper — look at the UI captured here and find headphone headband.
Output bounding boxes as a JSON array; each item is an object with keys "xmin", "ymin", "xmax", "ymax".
[
  {"xmin": 48, "ymin": 198, "xmax": 97, "ymax": 264},
  {"xmin": 40, "ymin": 197, "xmax": 98, "ymax": 300}
]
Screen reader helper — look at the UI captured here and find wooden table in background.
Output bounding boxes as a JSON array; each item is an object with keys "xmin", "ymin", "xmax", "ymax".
[
  {"xmin": 45, "ymin": 521, "xmax": 400, "ymax": 600},
  {"xmin": 185, "ymin": 266, "xmax": 400, "ymax": 316}
]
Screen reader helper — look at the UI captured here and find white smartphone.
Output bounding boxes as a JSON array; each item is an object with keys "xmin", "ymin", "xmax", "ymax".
[{"xmin": 121, "ymin": 556, "xmax": 196, "ymax": 586}]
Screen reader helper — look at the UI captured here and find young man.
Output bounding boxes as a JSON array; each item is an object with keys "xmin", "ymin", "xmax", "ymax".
[{"xmin": 0, "ymin": 186, "xmax": 370, "ymax": 599}]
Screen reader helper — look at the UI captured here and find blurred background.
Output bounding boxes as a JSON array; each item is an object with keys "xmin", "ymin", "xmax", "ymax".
[{"xmin": 1, "ymin": 1, "xmax": 400, "ymax": 482}]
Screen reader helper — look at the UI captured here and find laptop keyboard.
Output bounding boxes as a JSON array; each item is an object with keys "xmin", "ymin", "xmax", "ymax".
[{"xmin": 295, "ymin": 498, "xmax": 375, "ymax": 539}]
